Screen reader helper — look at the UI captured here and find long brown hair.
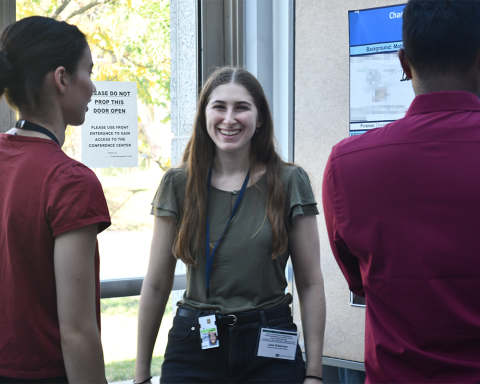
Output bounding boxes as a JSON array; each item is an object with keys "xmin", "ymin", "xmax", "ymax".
[{"xmin": 173, "ymin": 67, "xmax": 288, "ymax": 265}]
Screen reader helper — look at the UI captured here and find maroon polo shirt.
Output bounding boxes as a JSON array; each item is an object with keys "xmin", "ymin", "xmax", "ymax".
[
  {"xmin": 0, "ymin": 134, "xmax": 110, "ymax": 379},
  {"xmin": 323, "ymin": 91, "xmax": 480, "ymax": 383}
]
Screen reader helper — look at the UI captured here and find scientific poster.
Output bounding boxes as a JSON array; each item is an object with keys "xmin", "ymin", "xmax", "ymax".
[
  {"xmin": 349, "ymin": 4, "xmax": 414, "ymax": 136},
  {"xmin": 82, "ymin": 81, "xmax": 138, "ymax": 168}
]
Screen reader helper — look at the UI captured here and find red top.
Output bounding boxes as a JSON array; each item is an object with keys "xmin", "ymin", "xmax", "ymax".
[
  {"xmin": 0, "ymin": 134, "xmax": 110, "ymax": 379},
  {"xmin": 323, "ymin": 91, "xmax": 480, "ymax": 383}
]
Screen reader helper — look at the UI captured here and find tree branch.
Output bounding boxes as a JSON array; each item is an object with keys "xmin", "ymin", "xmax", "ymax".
[
  {"xmin": 122, "ymin": 54, "xmax": 155, "ymax": 69},
  {"xmin": 95, "ymin": 45, "xmax": 155, "ymax": 69},
  {"xmin": 51, "ymin": 0, "xmax": 73, "ymax": 19},
  {"xmin": 95, "ymin": 46, "xmax": 118, "ymax": 64},
  {"xmin": 65, "ymin": 0, "xmax": 113, "ymax": 21}
]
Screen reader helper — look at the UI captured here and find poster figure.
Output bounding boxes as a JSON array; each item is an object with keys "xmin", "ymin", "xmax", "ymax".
[
  {"xmin": 349, "ymin": 4, "xmax": 414, "ymax": 136},
  {"xmin": 81, "ymin": 81, "xmax": 138, "ymax": 168},
  {"xmin": 208, "ymin": 332, "xmax": 218, "ymax": 347}
]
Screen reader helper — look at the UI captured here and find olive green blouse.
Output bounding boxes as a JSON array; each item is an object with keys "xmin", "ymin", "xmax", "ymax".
[{"xmin": 151, "ymin": 165, "xmax": 318, "ymax": 314}]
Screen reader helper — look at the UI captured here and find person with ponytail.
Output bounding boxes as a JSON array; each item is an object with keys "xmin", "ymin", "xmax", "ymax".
[
  {"xmin": 135, "ymin": 67, "xmax": 325, "ymax": 384},
  {"xmin": 0, "ymin": 16, "xmax": 110, "ymax": 383}
]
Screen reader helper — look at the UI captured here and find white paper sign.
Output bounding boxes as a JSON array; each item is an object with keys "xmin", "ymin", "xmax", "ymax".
[
  {"xmin": 82, "ymin": 81, "xmax": 138, "ymax": 168},
  {"xmin": 256, "ymin": 327, "xmax": 298, "ymax": 360}
]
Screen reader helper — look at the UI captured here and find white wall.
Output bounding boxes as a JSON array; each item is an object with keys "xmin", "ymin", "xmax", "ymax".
[{"xmin": 295, "ymin": 0, "xmax": 403, "ymax": 363}]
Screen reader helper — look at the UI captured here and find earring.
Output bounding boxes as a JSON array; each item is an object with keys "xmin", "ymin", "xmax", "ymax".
[
  {"xmin": 256, "ymin": 128, "xmax": 259, "ymax": 133},
  {"xmin": 62, "ymin": 89, "xmax": 66, "ymax": 94}
]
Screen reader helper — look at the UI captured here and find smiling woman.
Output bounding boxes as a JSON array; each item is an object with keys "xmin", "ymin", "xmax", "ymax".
[
  {"xmin": 135, "ymin": 67, "xmax": 326, "ymax": 384},
  {"xmin": 205, "ymin": 82, "xmax": 262, "ymax": 155}
]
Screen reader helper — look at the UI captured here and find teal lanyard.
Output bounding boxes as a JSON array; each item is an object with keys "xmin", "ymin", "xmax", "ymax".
[{"xmin": 205, "ymin": 166, "xmax": 250, "ymax": 298}]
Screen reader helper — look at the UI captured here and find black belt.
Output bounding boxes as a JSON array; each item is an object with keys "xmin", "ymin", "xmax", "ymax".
[{"xmin": 176, "ymin": 305, "xmax": 291, "ymax": 326}]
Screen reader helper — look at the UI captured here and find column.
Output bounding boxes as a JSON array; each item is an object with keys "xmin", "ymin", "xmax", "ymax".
[
  {"xmin": 170, "ymin": 0, "xmax": 197, "ymax": 167},
  {"xmin": 0, "ymin": 0, "xmax": 16, "ymax": 133}
]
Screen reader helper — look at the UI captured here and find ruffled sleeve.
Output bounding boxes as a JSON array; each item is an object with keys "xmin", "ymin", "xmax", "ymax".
[
  {"xmin": 285, "ymin": 166, "xmax": 319, "ymax": 227},
  {"xmin": 150, "ymin": 167, "xmax": 186, "ymax": 218}
]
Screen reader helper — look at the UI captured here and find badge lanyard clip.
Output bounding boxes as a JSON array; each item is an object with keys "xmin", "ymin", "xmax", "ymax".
[{"xmin": 205, "ymin": 165, "xmax": 250, "ymax": 298}]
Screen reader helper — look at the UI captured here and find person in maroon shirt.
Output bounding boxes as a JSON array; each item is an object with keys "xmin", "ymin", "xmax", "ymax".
[
  {"xmin": 323, "ymin": 1, "xmax": 480, "ymax": 383},
  {"xmin": 0, "ymin": 17, "xmax": 110, "ymax": 383}
]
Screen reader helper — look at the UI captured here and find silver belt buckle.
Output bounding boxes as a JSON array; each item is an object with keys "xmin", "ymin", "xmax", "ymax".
[{"xmin": 228, "ymin": 314, "xmax": 237, "ymax": 326}]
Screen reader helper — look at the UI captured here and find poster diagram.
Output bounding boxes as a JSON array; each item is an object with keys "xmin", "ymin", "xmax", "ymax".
[
  {"xmin": 82, "ymin": 81, "xmax": 138, "ymax": 168},
  {"xmin": 349, "ymin": 4, "xmax": 414, "ymax": 136}
]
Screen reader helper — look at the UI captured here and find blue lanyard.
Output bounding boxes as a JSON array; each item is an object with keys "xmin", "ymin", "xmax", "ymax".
[{"xmin": 206, "ymin": 166, "xmax": 250, "ymax": 298}]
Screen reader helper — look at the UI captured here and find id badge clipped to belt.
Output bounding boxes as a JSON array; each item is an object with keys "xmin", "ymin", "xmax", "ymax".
[
  {"xmin": 256, "ymin": 326, "xmax": 298, "ymax": 360},
  {"xmin": 199, "ymin": 315, "xmax": 219, "ymax": 349}
]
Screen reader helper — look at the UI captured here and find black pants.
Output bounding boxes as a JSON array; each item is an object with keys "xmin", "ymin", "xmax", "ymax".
[{"xmin": 160, "ymin": 306, "xmax": 306, "ymax": 384}]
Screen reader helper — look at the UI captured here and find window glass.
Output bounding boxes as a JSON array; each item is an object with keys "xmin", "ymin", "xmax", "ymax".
[
  {"xmin": 18, "ymin": 1, "xmax": 172, "ymax": 377},
  {"xmin": 101, "ymin": 295, "xmax": 173, "ymax": 382},
  {"xmin": 18, "ymin": 0, "xmax": 171, "ymax": 280}
]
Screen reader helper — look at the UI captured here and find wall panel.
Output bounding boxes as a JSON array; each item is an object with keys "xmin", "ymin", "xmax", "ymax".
[{"xmin": 294, "ymin": 0, "xmax": 401, "ymax": 363}]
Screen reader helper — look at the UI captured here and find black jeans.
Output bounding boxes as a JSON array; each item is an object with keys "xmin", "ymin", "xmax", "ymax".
[{"xmin": 160, "ymin": 307, "xmax": 306, "ymax": 384}]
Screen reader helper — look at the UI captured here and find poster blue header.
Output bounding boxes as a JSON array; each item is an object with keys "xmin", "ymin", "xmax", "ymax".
[{"xmin": 349, "ymin": 4, "xmax": 406, "ymax": 47}]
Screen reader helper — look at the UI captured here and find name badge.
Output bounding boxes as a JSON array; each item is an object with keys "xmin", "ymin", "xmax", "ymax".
[
  {"xmin": 198, "ymin": 315, "xmax": 219, "ymax": 349},
  {"xmin": 256, "ymin": 327, "xmax": 298, "ymax": 360}
]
